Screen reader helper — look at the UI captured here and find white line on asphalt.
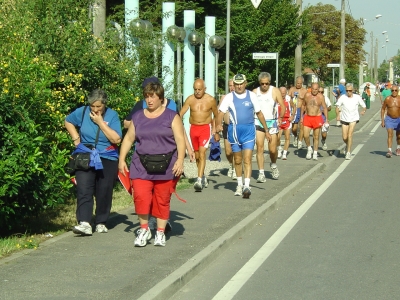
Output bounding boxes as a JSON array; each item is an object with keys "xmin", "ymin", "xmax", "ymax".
[
  {"xmin": 370, "ymin": 120, "xmax": 381, "ymax": 134},
  {"xmin": 212, "ymin": 144, "xmax": 365, "ymax": 300}
]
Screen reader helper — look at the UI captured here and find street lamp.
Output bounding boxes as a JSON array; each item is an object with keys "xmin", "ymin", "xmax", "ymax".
[
  {"xmin": 188, "ymin": 30, "xmax": 205, "ymax": 79},
  {"xmin": 209, "ymin": 35, "xmax": 225, "ymax": 100}
]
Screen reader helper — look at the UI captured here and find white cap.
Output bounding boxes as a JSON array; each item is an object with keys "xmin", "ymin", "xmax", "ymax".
[{"xmin": 339, "ymin": 78, "xmax": 346, "ymax": 84}]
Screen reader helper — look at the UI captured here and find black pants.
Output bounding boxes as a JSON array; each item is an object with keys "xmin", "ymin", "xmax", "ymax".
[{"xmin": 75, "ymin": 158, "xmax": 118, "ymax": 225}]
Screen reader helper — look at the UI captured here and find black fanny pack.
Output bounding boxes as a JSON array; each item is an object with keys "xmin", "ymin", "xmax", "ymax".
[{"xmin": 137, "ymin": 150, "xmax": 175, "ymax": 174}]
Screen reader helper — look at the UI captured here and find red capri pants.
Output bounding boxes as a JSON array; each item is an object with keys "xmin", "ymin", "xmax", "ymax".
[{"xmin": 131, "ymin": 178, "xmax": 179, "ymax": 220}]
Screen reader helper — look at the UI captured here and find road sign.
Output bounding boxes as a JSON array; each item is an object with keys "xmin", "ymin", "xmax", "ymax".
[
  {"xmin": 251, "ymin": 0, "xmax": 263, "ymax": 9},
  {"xmin": 253, "ymin": 52, "xmax": 277, "ymax": 59},
  {"xmin": 327, "ymin": 63, "xmax": 340, "ymax": 67}
]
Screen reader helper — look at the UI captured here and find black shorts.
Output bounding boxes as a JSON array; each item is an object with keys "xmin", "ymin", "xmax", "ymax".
[
  {"xmin": 223, "ymin": 123, "xmax": 228, "ymax": 139},
  {"xmin": 255, "ymin": 125, "xmax": 266, "ymax": 133},
  {"xmin": 341, "ymin": 120, "xmax": 359, "ymax": 126}
]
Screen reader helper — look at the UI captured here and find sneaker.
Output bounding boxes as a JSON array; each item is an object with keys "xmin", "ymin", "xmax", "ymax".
[
  {"xmin": 336, "ymin": 120, "xmax": 341, "ymax": 126},
  {"xmin": 282, "ymin": 153, "xmax": 287, "ymax": 160},
  {"xmin": 386, "ymin": 151, "xmax": 392, "ymax": 158},
  {"xmin": 194, "ymin": 180, "xmax": 203, "ymax": 192},
  {"xmin": 345, "ymin": 152, "xmax": 351, "ymax": 160},
  {"xmin": 134, "ymin": 228, "xmax": 151, "ymax": 247},
  {"xmin": 95, "ymin": 224, "xmax": 108, "ymax": 233},
  {"xmin": 297, "ymin": 141, "xmax": 303, "ymax": 150},
  {"xmin": 234, "ymin": 185, "xmax": 243, "ymax": 196},
  {"xmin": 202, "ymin": 177, "xmax": 208, "ymax": 188},
  {"xmin": 232, "ymin": 170, "xmax": 237, "ymax": 180},
  {"xmin": 154, "ymin": 230, "xmax": 166, "ymax": 247},
  {"xmin": 306, "ymin": 149, "xmax": 312, "ymax": 160},
  {"xmin": 312, "ymin": 153, "xmax": 318, "ymax": 161},
  {"xmin": 293, "ymin": 137, "xmax": 298, "ymax": 147},
  {"xmin": 270, "ymin": 163, "xmax": 280, "ymax": 179},
  {"xmin": 242, "ymin": 186, "xmax": 251, "ymax": 199},
  {"xmin": 396, "ymin": 149, "xmax": 400, "ymax": 156},
  {"xmin": 277, "ymin": 146, "xmax": 283, "ymax": 159},
  {"xmin": 256, "ymin": 173, "xmax": 267, "ymax": 183},
  {"xmin": 227, "ymin": 168, "xmax": 233, "ymax": 177},
  {"xmin": 72, "ymin": 222, "xmax": 92, "ymax": 236},
  {"xmin": 321, "ymin": 140, "xmax": 327, "ymax": 150}
]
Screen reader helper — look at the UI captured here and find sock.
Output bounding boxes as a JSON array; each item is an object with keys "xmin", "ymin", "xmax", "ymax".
[
  {"xmin": 389, "ymin": 148, "xmax": 392, "ymax": 152},
  {"xmin": 244, "ymin": 178, "xmax": 250, "ymax": 187},
  {"xmin": 308, "ymin": 146, "xmax": 312, "ymax": 151},
  {"xmin": 140, "ymin": 223, "xmax": 149, "ymax": 230},
  {"xmin": 259, "ymin": 169, "xmax": 264, "ymax": 174},
  {"xmin": 237, "ymin": 177, "xmax": 243, "ymax": 186},
  {"xmin": 397, "ymin": 145, "xmax": 400, "ymax": 149},
  {"xmin": 157, "ymin": 228, "xmax": 165, "ymax": 232},
  {"xmin": 230, "ymin": 164, "xmax": 234, "ymax": 170},
  {"xmin": 270, "ymin": 163, "xmax": 277, "ymax": 168},
  {"xmin": 313, "ymin": 151, "xmax": 317, "ymax": 155},
  {"xmin": 283, "ymin": 150, "xmax": 287, "ymax": 155}
]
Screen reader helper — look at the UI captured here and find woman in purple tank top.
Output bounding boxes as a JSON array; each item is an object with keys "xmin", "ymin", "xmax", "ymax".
[{"xmin": 119, "ymin": 83, "xmax": 186, "ymax": 247}]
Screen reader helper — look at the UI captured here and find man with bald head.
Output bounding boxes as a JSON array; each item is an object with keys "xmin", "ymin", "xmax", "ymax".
[
  {"xmin": 288, "ymin": 76, "xmax": 307, "ymax": 149},
  {"xmin": 180, "ymin": 79, "xmax": 219, "ymax": 191}
]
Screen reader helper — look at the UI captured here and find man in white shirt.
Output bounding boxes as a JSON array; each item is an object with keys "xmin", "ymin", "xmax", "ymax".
[{"xmin": 335, "ymin": 83, "xmax": 366, "ymax": 160}]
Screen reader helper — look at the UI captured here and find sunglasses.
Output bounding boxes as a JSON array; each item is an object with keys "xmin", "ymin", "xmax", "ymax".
[
  {"xmin": 260, "ymin": 82, "xmax": 270, "ymax": 86},
  {"xmin": 319, "ymin": 91, "xmax": 324, "ymax": 93},
  {"xmin": 346, "ymin": 90, "xmax": 353, "ymax": 92},
  {"xmin": 392, "ymin": 89, "xmax": 398, "ymax": 92}
]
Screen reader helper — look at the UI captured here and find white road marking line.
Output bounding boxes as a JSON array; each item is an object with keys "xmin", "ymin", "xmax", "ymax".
[
  {"xmin": 370, "ymin": 120, "xmax": 381, "ymax": 134},
  {"xmin": 212, "ymin": 144, "xmax": 364, "ymax": 300}
]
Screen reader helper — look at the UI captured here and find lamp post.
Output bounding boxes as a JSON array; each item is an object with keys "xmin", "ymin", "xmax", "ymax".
[
  {"xmin": 209, "ymin": 35, "xmax": 225, "ymax": 101},
  {"xmin": 188, "ymin": 31, "xmax": 205, "ymax": 79}
]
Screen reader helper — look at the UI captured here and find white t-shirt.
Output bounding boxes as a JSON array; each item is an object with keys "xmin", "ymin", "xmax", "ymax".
[
  {"xmin": 336, "ymin": 94, "xmax": 366, "ymax": 122},
  {"xmin": 324, "ymin": 95, "xmax": 332, "ymax": 108}
]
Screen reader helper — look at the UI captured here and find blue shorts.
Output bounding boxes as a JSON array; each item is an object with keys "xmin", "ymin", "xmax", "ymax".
[
  {"xmin": 228, "ymin": 124, "xmax": 256, "ymax": 153},
  {"xmin": 385, "ymin": 116, "xmax": 400, "ymax": 130},
  {"xmin": 292, "ymin": 108, "xmax": 301, "ymax": 124}
]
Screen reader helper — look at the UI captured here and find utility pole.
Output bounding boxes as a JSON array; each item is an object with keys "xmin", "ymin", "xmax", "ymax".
[
  {"xmin": 92, "ymin": 0, "xmax": 106, "ymax": 39},
  {"xmin": 374, "ymin": 38, "xmax": 378, "ymax": 82},
  {"xmin": 339, "ymin": 0, "xmax": 345, "ymax": 79},
  {"xmin": 294, "ymin": 0, "xmax": 302, "ymax": 83},
  {"xmin": 369, "ymin": 32, "xmax": 373, "ymax": 80}
]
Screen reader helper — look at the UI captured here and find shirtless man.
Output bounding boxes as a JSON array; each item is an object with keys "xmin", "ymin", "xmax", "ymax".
[
  {"xmin": 277, "ymin": 86, "xmax": 294, "ymax": 160},
  {"xmin": 219, "ymin": 79, "xmax": 237, "ymax": 179},
  {"xmin": 253, "ymin": 72, "xmax": 285, "ymax": 181},
  {"xmin": 381, "ymin": 85, "xmax": 400, "ymax": 157},
  {"xmin": 288, "ymin": 76, "xmax": 307, "ymax": 149},
  {"xmin": 301, "ymin": 82, "xmax": 328, "ymax": 160},
  {"xmin": 180, "ymin": 79, "xmax": 219, "ymax": 191},
  {"xmin": 319, "ymin": 87, "xmax": 332, "ymax": 151}
]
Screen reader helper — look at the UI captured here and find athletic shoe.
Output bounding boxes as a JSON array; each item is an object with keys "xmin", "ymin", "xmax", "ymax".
[
  {"xmin": 345, "ymin": 152, "xmax": 351, "ymax": 160},
  {"xmin": 386, "ymin": 151, "xmax": 392, "ymax": 158},
  {"xmin": 227, "ymin": 168, "xmax": 233, "ymax": 177},
  {"xmin": 293, "ymin": 137, "xmax": 298, "ymax": 147},
  {"xmin": 134, "ymin": 228, "xmax": 151, "ymax": 247},
  {"xmin": 232, "ymin": 170, "xmax": 237, "ymax": 180},
  {"xmin": 336, "ymin": 120, "xmax": 341, "ymax": 126},
  {"xmin": 396, "ymin": 149, "xmax": 400, "ymax": 156},
  {"xmin": 256, "ymin": 173, "xmax": 267, "ymax": 183},
  {"xmin": 72, "ymin": 222, "xmax": 92, "ymax": 236},
  {"xmin": 154, "ymin": 230, "xmax": 166, "ymax": 247},
  {"xmin": 277, "ymin": 146, "xmax": 283, "ymax": 159},
  {"xmin": 321, "ymin": 140, "xmax": 327, "ymax": 150},
  {"xmin": 297, "ymin": 141, "xmax": 303, "ymax": 150},
  {"xmin": 270, "ymin": 163, "xmax": 280, "ymax": 179},
  {"xmin": 242, "ymin": 186, "xmax": 251, "ymax": 199},
  {"xmin": 282, "ymin": 153, "xmax": 287, "ymax": 160},
  {"xmin": 312, "ymin": 153, "xmax": 318, "ymax": 161},
  {"xmin": 234, "ymin": 185, "xmax": 243, "ymax": 196},
  {"xmin": 306, "ymin": 149, "xmax": 312, "ymax": 160},
  {"xmin": 194, "ymin": 180, "xmax": 203, "ymax": 192},
  {"xmin": 202, "ymin": 177, "xmax": 208, "ymax": 188},
  {"xmin": 95, "ymin": 224, "xmax": 108, "ymax": 233}
]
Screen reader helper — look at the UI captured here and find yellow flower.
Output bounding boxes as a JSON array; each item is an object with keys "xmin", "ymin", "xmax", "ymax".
[
  {"xmin": 3, "ymin": 89, "xmax": 8, "ymax": 94},
  {"xmin": 16, "ymin": 244, "xmax": 21, "ymax": 249},
  {"xmin": 3, "ymin": 78, "xmax": 9, "ymax": 83},
  {"xmin": 15, "ymin": 94, "xmax": 19, "ymax": 98}
]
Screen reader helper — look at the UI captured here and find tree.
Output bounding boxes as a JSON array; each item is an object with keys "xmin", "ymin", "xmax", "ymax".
[{"xmin": 302, "ymin": 4, "xmax": 366, "ymax": 84}]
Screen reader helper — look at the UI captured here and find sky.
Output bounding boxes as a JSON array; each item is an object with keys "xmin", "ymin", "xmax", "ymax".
[{"xmin": 302, "ymin": 0, "xmax": 399, "ymax": 65}]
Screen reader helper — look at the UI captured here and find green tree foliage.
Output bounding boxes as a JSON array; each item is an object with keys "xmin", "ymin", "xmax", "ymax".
[{"xmin": 302, "ymin": 4, "xmax": 366, "ymax": 83}]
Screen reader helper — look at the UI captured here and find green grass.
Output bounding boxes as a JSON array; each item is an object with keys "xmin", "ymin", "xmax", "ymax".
[{"xmin": 0, "ymin": 177, "xmax": 195, "ymax": 259}]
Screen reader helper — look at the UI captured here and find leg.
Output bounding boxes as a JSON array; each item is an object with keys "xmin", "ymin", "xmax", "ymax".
[
  {"xmin": 242, "ymin": 149, "xmax": 253, "ymax": 198},
  {"xmin": 75, "ymin": 168, "xmax": 96, "ymax": 224},
  {"xmin": 256, "ymin": 130, "xmax": 265, "ymax": 171},
  {"xmin": 303, "ymin": 125, "xmax": 311, "ymax": 147},
  {"xmin": 387, "ymin": 128, "xmax": 394, "ymax": 149},
  {"xmin": 197, "ymin": 146, "xmax": 207, "ymax": 178},
  {"xmin": 224, "ymin": 138, "xmax": 233, "ymax": 165},
  {"xmin": 346, "ymin": 122, "xmax": 357, "ymax": 153},
  {"xmin": 396, "ymin": 129, "xmax": 400, "ymax": 156},
  {"xmin": 283, "ymin": 128, "xmax": 290, "ymax": 151},
  {"xmin": 292, "ymin": 123, "xmax": 298, "ymax": 146},
  {"xmin": 313, "ymin": 127, "xmax": 321, "ymax": 152},
  {"xmin": 268, "ymin": 133, "xmax": 279, "ymax": 164},
  {"xmin": 233, "ymin": 151, "xmax": 243, "ymax": 178}
]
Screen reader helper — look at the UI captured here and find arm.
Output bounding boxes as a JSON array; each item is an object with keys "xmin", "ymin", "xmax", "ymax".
[
  {"xmin": 274, "ymin": 88, "xmax": 285, "ymax": 126},
  {"xmin": 321, "ymin": 97, "xmax": 329, "ymax": 123},
  {"xmin": 171, "ymin": 115, "xmax": 186, "ymax": 177},
  {"xmin": 381, "ymin": 100, "xmax": 387, "ymax": 127},
  {"xmin": 179, "ymin": 97, "xmax": 191, "ymax": 118},
  {"xmin": 211, "ymin": 97, "xmax": 220, "ymax": 141},
  {"xmin": 255, "ymin": 111, "xmax": 272, "ymax": 142},
  {"xmin": 65, "ymin": 120, "xmax": 81, "ymax": 147},
  {"xmin": 91, "ymin": 111, "xmax": 121, "ymax": 144},
  {"xmin": 118, "ymin": 121, "xmax": 136, "ymax": 176},
  {"xmin": 359, "ymin": 97, "xmax": 367, "ymax": 116},
  {"xmin": 124, "ymin": 101, "xmax": 143, "ymax": 129}
]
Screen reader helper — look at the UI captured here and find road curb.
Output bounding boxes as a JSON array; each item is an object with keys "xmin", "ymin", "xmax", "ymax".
[{"xmin": 138, "ymin": 163, "xmax": 326, "ymax": 300}]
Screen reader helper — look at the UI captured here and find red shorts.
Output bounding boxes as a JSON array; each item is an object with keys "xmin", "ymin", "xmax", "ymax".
[
  {"xmin": 279, "ymin": 118, "xmax": 291, "ymax": 130},
  {"xmin": 131, "ymin": 178, "xmax": 179, "ymax": 220},
  {"xmin": 303, "ymin": 114, "xmax": 324, "ymax": 129},
  {"xmin": 189, "ymin": 124, "xmax": 211, "ymax": 151}
]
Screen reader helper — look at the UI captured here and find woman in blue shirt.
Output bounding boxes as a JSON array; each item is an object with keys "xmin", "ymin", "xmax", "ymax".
[{"xmin": 65, "ymin": 89, "xmax": 122, "ymax": 236}]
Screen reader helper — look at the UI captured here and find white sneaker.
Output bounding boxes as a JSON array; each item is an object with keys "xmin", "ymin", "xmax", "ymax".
[
  {"xmin": 336, "ymin": 120, "xmax": 341, "ymax": 126},
  {"xmin": 95, "ymin": 224, "xmax": 108, "ymax": 233},
  {"xmin": 312, "ymin": 153, "xmax": 318, "ymax": 160},
  {"xmin": 72, "ymin": 221, "xmax": 92, "ymax": 236},
  {"xmin": 293, "ymin": 137, "xmax": 298, "ymax": 147},
  {"xmin": 234, "ymin": 185, "xmax": 243, "ymax": 196},
  {"xmin": 282, "ymin": 153, "xmax": 287, "ymax": 160},
  {"xmin": 154, "ymin": 230, "xmax": 166, "ymax": 247},
  {"xmin": 270, "ymin": 163, "xmax": 279, "ymax": 179},
  {"xmin": 194, "ymin": 180, "xmax": 202, "ymax": 192},
  {"xmin": 242, "ymin": 186, "xmax": 251, "ymax": 199},
  {"xmin": 277, "ymin": 146, "xmax": 283, "ymax": 159},
  {"xmin": 306, "ymin": 149, "xmax": 312, "ymax": 160},
  {"xmin": 297, "ymin": 141, "xmax": 303, "ymax": 150},
  {"xmin": 345, "ymin": 152, "xmax": 351, "ymax": 160},
  {"xmin": 202, "ymin": 177, "xmax": 208, "ymax": 188},
  {"xmin": 232, "ymin": 170, "xmax": 237, "ymax": 180},
  {"xmin": 134, "ymin": 228, "xmax": 151, "ymax": 247},
  {"xmin": 321, "ymin": 140, "xmax": 327, "ymax": 150},
  {"xmin": 227, "ymin": 168, "xmax": 233, "ymax": 177},
  {"xmin": 256, "ymin": 173, "xmax": 267, "ymax": 183}
]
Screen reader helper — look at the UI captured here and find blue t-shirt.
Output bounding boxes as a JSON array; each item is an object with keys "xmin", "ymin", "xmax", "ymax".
[{"xmin": 66, "ymin": 106, "xmax": 122, "ymax": 160}]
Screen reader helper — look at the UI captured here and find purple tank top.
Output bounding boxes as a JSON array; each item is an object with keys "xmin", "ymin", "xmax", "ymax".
[{"xmin": 130, "ymin": 108, "xmax": 178, "ymax": 180}]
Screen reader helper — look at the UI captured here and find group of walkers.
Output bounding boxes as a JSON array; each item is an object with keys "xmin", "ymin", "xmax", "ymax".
[{"xmin": 64, "ymin": 71, "xmax": 398, "ymax": 247}]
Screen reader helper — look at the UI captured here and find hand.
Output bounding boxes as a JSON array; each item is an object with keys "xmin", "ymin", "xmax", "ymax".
[
  {"xmin": 214, "ymin": 132, "xmax": 220, "ymax": 142},
  {"xmin": 118, "ymin": 161, "xmax": 129, "ymax": 176},
  {"xmin": 361, "ymin": 110, "xmax": 366, "ymax": 116},
  {"xmin": 381, "ymin": 120, "xmax": 385, "ymax": 128},
  {"xmin": 90, "ymin": 110, "xmax": 103, "ymax": 125},
  {"xmin": 73, "ymin": 138, "xmax": 80, "ymax": 147},
  {"xmin": 277, "ymin": 118, "xmax": 282, "ymax": 127},
  {"xmin": 188, "ymin": 150, "xmax": 195, "ymax": 162},
  {"xmin": 265, "ymin": 132, "xmax": 272, "ymax": 143},
  {"xmin": 172, "ymin": 159, "xmax": 184, "ymax": 177}
]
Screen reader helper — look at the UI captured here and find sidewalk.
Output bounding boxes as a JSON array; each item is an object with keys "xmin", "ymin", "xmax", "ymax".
[{"xmin": 0, "ymin": 100, "xmax": 381, "ymax": 300}]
